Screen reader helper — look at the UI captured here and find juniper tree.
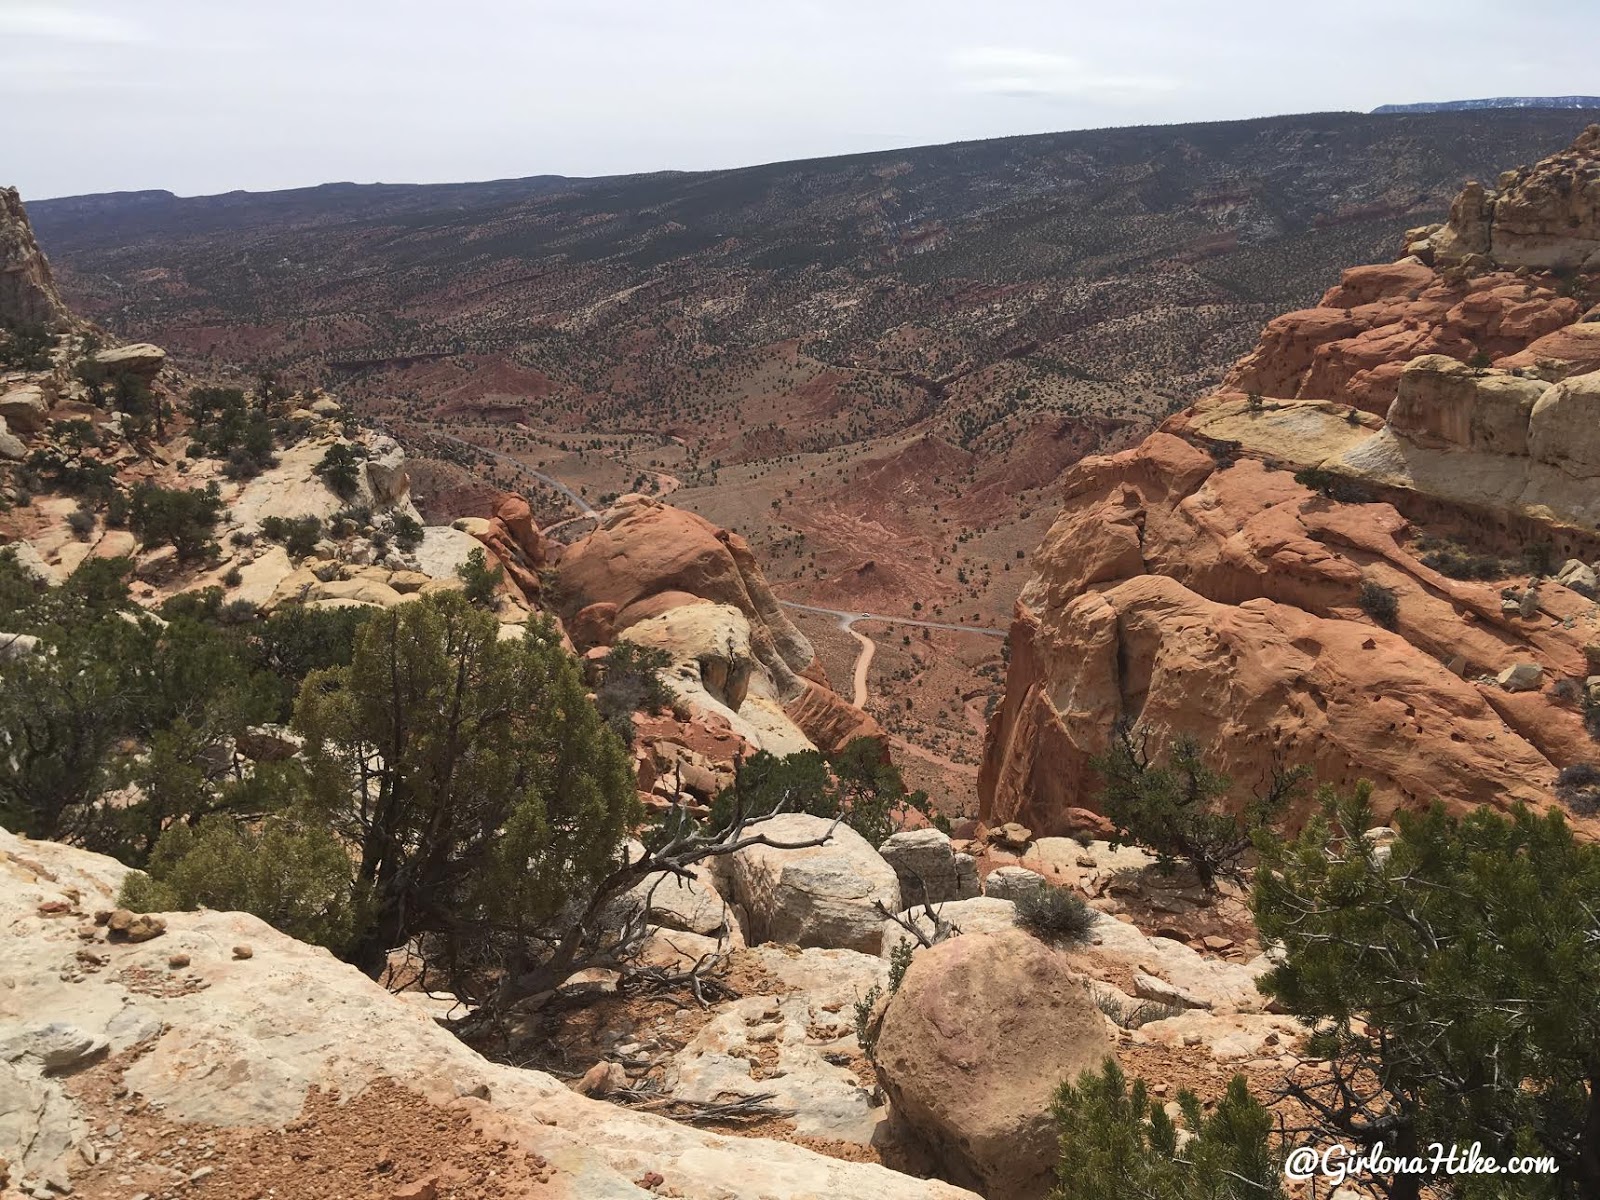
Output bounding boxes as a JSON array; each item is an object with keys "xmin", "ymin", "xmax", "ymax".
[
  {"xmin": 1052, "ymin": 1060, "xmax": 1283, "ymax": 1200},
  {"xmin": 293, "ymin": 593, "xmax": 640, "ymax": 984},
  {"xmin": 1091, "ymin": 722, "xmax": 1309, "ymax": 889},
  {"xmin": 1253, "ymin": 785, "xmax": 1600, "ymax": 1199}
]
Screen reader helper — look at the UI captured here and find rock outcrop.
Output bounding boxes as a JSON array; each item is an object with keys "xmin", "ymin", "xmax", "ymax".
[
  {"xmin": 721, "ymin": 813, "xmax": 900, "ymax": 953},
  {"xmin": 870, "ymin": 931, "xmax": 1114, "ymax": 1200},
  {"xmin": 983, "ymin": 128, "xmax": 1600, "ymax": 839},
  {"xmin": 662, "ymin": 945, "xmax": 889, "ymax": 1146},
  {"xmin": 557, "ymin": 494, "xmax": 880, "ymax": 760},
  {"xmin": 0, "ymin": 187, "xmax": 71, "ymax": 331},
  {"xmin": 877, "ymin": 828, "xmax": 979, "ymax": 906},
  {"xmin": 980, "ymin": 431, "xmax": 1583, "ymax": 833},
  {"xmin": 1224, "ymin": 127, "xmax": 1600, "ymax": 415},
  {"xmin": 1424, "ymin": 124, "xmax": 1600, "ymax": 271},
  {"xmin": 0, "ymin": 826, "xmax": 975, "ymax": 1200},
  {"xmin": 91, "ymin": 343, "xmax": 167, "ymax": 379}
]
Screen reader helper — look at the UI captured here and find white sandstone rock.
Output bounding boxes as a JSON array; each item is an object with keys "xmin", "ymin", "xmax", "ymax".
[{"xmin": 727, "ymin": 813, "xmax": 900, "ymax": 953}]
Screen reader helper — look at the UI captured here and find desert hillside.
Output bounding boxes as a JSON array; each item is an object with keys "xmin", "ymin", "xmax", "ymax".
[
  {"xmin": 7, "ymin": 117, "xmax": 1600, "ymax": 1200},
  {"xmin": 27, "ymin": 108, "xmax": 1600, "ymax": 805}
]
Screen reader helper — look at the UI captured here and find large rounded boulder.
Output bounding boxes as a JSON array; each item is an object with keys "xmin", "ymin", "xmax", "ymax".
[{"xmin": 871, "ymin": 930, "xmax": 1115, "ymax": 1200}]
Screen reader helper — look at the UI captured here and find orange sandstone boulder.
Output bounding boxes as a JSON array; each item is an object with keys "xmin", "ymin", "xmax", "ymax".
[{"xmin": 871, "ymin": 932, "xmax": 1114, "ymax": 1200}]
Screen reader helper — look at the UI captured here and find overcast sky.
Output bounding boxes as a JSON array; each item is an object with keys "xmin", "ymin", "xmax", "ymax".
[{"xmin": 2, "ymin": 0, "xmax": 1594, "ymax": 200}]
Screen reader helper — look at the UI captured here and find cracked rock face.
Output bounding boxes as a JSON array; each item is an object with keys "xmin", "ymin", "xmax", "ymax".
[
  {"xmin": 721, "ymin": 813, "xmax": 901, "ymax": 953},
  {"xmin": 984, "ymin": 132, "xmax": 1600, "ymax": 843},
  {"xmin": 978, "ymin": 433, "xmax": 1581, "ymax": 837},
  {"xmin": 0, "ymin": 187, "xmax": 72, "ymax": 331}
]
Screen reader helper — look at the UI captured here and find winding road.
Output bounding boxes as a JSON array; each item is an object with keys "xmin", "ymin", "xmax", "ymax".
[
  {"xmin": 780, "ymin": 602, "xmax": 1006, "ymax": 745},
  {"xmin": 380, "ymin": 420, "xmax": 1005, "ymax": 749},
  {"xmin": 431, "ymin": 431, "xmax": 599, "ymax": 516}
]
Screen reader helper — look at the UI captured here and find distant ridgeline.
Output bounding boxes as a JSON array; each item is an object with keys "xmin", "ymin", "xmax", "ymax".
[{"xmin": 1375, "ymin": 96, "xmax": 1600, "ymax": 114}]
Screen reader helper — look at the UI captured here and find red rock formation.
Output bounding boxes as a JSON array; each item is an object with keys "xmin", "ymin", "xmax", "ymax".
[
  {"xmin": 784, "ymin": 678, "xmax": 887, "ymax": 755},
  {"xmin": 556, "ymin": 494, "xmax": 814, "ymax": 688},
  {"xmin": 1225, "ymin": 127, "xmax": 1600, "ymax": 412},
  {"xmin": 982, "ymin": 130, "xmax": 1600, "ymax": 838},
  {"xmin": 460, "ymin": 492, "xmax": 550, "ymax": 602},
  {"xmin": 492, "ymin": 493, "xmax": 545, "ymax": 567},
  {"xmin": 1225, "ymin": 269, "xmax": 1581, "ymax": 413},
  {"xmin": 558, "ymin": 494, "xmax": 884, "ymax": 763},
  {"xmin": 980, "ymin": 436, "xmax": 1581, "ymax": 834}
]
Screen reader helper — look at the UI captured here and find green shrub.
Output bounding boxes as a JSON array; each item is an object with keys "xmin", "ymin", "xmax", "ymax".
[
  {"xmin": 0, "ymin": 322, "xmax": 55, "ymax": 371},
  {"xmin": 314, "ymin": 443, "xmax": 364, "ymax": 499},
  {"xmin": 1357, "ymin": 578, "xmax": 1399, "ymax": 629},
  {"xmin": 120, "ymin": 813, "xmax": 363, "ymax": 952},
  {"xmin": 1051, "ymin": 1061, "xmax": 1282, "ymax": 1200},
  {"xmin": 1254, "ymin": 786, "xmax": 1600, "ymax": 1195},
  {"xmin": 855, "ymin": 938, "xmax": 916, "ymax": 1057},
  {"xmin": 1092, "ymin": 724, "xmax": 1308, "ymax": 889},
  {"xmin": 259, "ymin": 515, "xmax": 323, "ymax": 559},
  {"xmin": 26, "ymin": 447, "xmax": 118, "ymax": 500},
  {"xmin": 295, "ymin": 596, "xmax": 639, "ymax": 979},
  {"xmin": 1014, "ymin": 883, "xmax": 1095, "ymax": 944},
  {"xmin": 1414, "ymin": 535, "xmax": 1509, "ymax": 580},
  {"xmin": 594, "ymin": 641, "xmax": 674, "ymax": 746},
  {"xmin": 187, "ymin": 386, "xmax": 278, "ymax": 476},
  {"xmin": 1524, "ymin": 540, "xmax": 1557, "ymax": 577},
  {"xmin": 701, "ymin": 738, "xmax": 935, "ymax": 849},
  {"xmin": 1293, "ymin": 465, "xmax": 1373, "ymax": 504},
  {"xmin": 390, "ymin": 511, "xmax": 424, "ymax": 552},
  {"xmin": 456, "ymin": 546, "xmax": 503, "ymax": 606},
  {"xmin": 128, "ymin": 482, "xmax": 224, "ymax": 560}
]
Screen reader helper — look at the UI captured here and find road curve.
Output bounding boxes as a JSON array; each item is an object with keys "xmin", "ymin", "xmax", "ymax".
[
  {"xmin": 428, "ymin": 432, "xmax": 599, "ymax": 517},
  {"xmin": 846, "ymin": 625, "xmax": 875, "ymax": 708},
  {"xmin": 780, "ymin": 600, "xmax": 1007, "ymax": 638}
]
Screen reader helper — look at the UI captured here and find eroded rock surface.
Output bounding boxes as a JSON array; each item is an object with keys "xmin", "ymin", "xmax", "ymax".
[
  {"xmin": 984, "ymin": 129, "xmax": 1600, "ymax": 840},
  {"xmin": 0, "ymin": 827, "xmax": 975, "ymax": 1200},
  {"xmin": 557, "ymin": 493, "xmax": 880, "ymax": 761},
  {"xmin": 723, "ymin": 813, "xmax": 901, "ymax": 953},
  {"xmin": 0, "ymin": 187, "xmax": 72, "ymax": 330}
]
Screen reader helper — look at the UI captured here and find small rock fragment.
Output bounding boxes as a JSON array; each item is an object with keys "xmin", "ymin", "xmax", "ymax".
[
  {"xmin": 984, "ymin": 821, "xmax": 1033, "ymax": 851},
  {"xmin": 105, "ymin": 909, "xmax": 165, "ymax": 942},
  {"xmin": 0, "ymin": 1023, "xmax": 110, "ymax": 1073}
]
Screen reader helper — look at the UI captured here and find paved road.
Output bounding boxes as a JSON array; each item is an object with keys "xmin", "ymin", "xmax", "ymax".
[{"xmin": 780, "ymin": 600, "xmax": 1007, "ymax": 638}]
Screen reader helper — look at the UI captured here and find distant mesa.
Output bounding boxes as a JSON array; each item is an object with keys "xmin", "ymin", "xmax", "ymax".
[{"xmin": 1374, "ymin": 97, "xmax": 1600, "ymax": 114}]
